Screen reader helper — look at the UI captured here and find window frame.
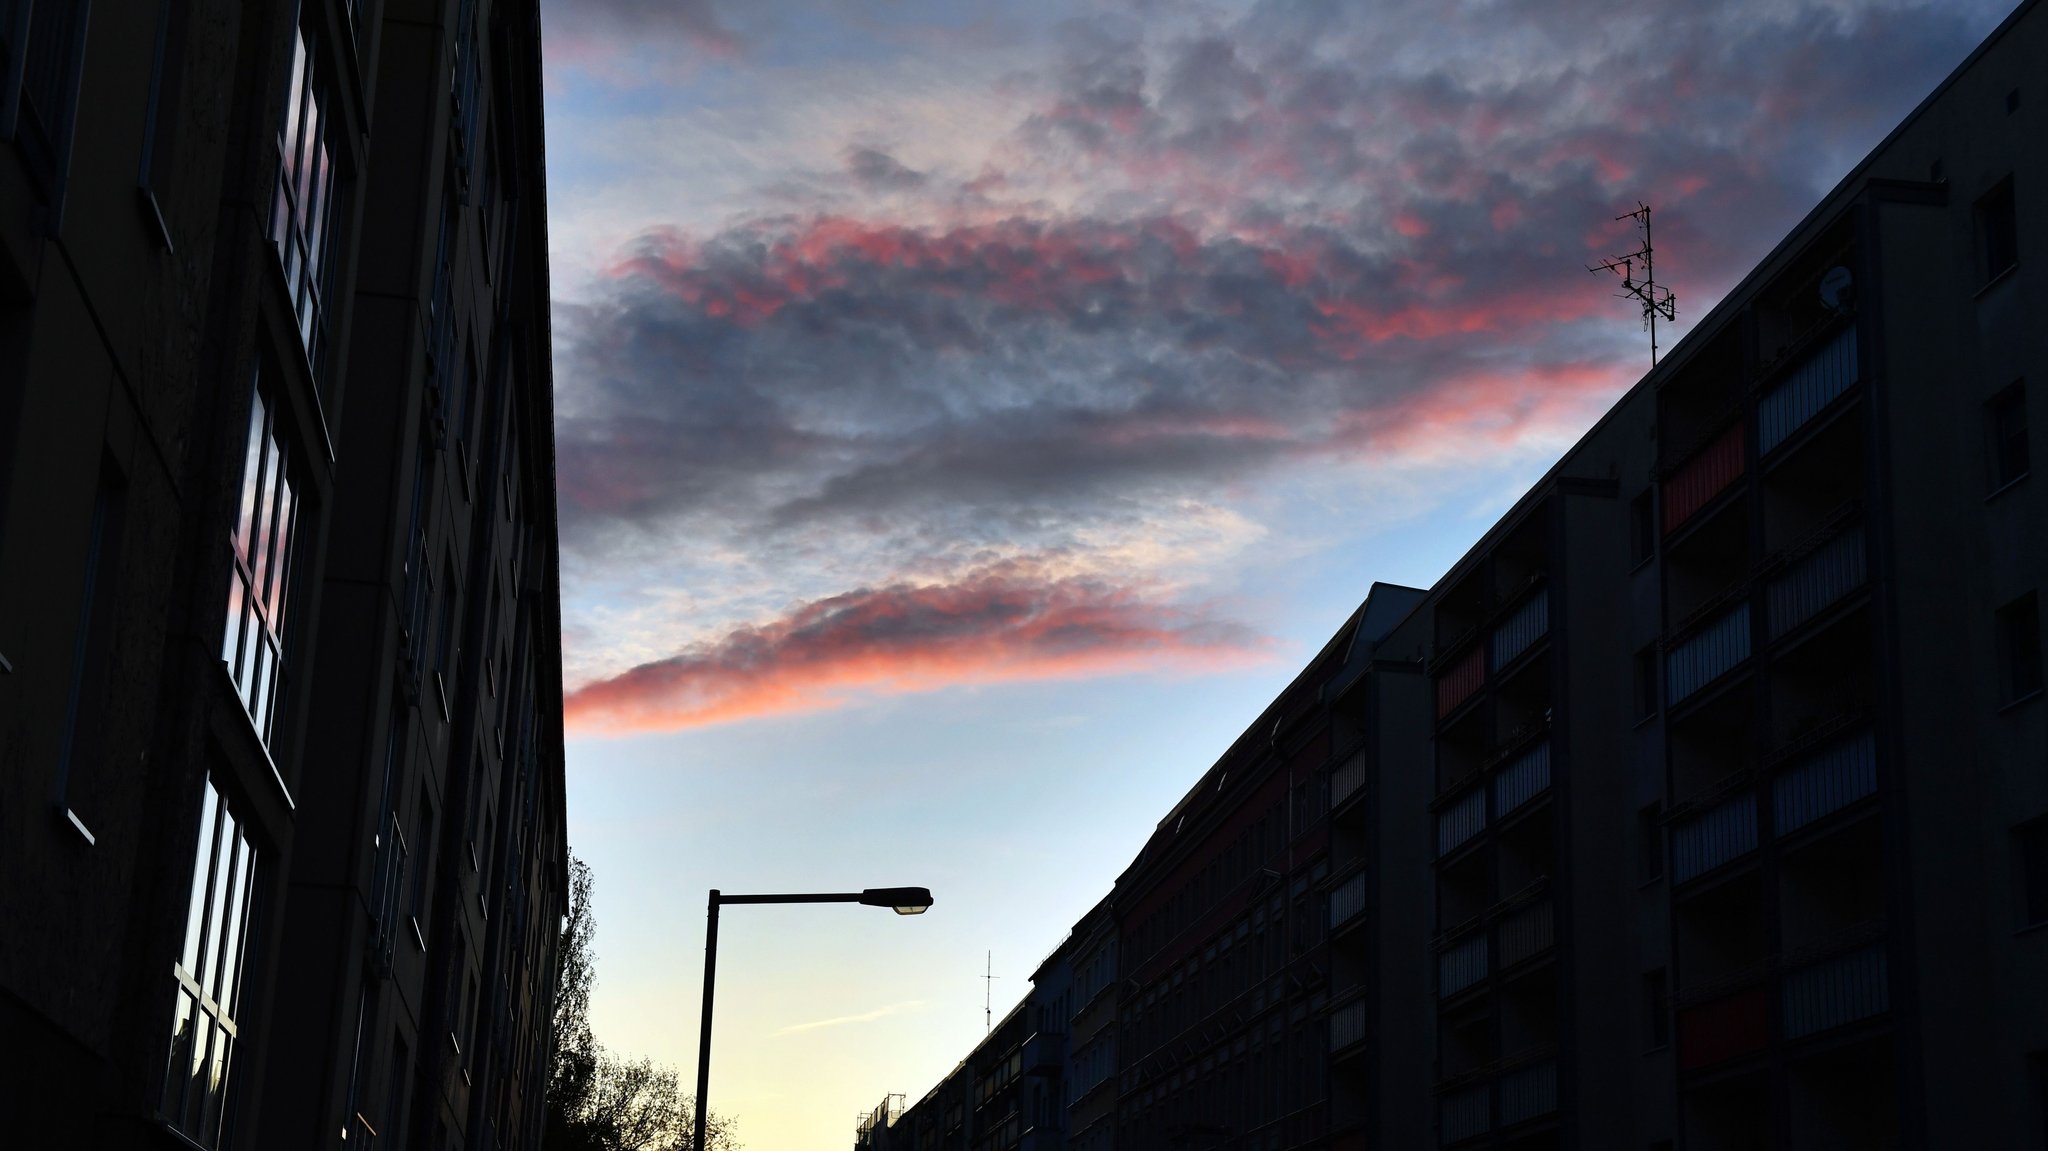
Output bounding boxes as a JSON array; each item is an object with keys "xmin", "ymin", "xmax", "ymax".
[
  {"xmin": 1976, "ymin": 175, "xmax": 2019, "ymax": 286},
  {"xmin": 159, "ymin": 775, "xmax": 262, "ymax": 1147},
  {"xmin": 1988, "ymin": 381, "xmax": 2032, "ymax": 493},
  {"xmin": 222, "ymin": 372, "xmax": 300, "ymax": 748},
  {"xmin": 1997, "ymin": 591, "xmax": 2043, "ymax": 706}
]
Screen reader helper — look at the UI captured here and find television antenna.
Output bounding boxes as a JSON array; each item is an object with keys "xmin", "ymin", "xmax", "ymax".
[
  {"xmin": 1588, "ymin": 202, "xmax": 1678, "ymax": 367},
  {"xmin": 983, "ymin": 951, "xmax": 999, "ymax": 1036}
]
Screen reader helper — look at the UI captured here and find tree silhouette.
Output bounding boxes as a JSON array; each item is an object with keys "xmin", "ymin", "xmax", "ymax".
[{"xmin": 546, "ymin": 854, "xmax": 739, "ymax": 1151}]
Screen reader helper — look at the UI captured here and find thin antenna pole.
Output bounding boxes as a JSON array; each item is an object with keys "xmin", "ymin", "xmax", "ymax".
[
  {"xmin": 983, "ymin": 951, "xmax": 998, "ymax": 1036},
  {"xmin": 1589, "ymin": 202, "xmax": 1678, "ymax": 368}
]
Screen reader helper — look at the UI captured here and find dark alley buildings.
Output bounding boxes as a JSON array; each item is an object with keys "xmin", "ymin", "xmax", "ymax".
[
  {"xmin": 0, "ymin": 2, "xmax": 568, "ymax": 1149},
  {"xmin": 854, "ymin": 0, "xmax": 2046, "ymax": 1147}
]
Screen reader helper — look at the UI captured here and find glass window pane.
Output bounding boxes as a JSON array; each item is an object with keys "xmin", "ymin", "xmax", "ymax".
[
  {"xmin": 252, "ymin": 434, "xmax": 282, "ymax": 597},
  {"xmin": 200, "ymin": 1028, "xmax": 233, "ymax": 1141},
  {"xmin": 161, "ymin": 989, "xmax": 198, "ymax": 1119},
  {"xmin": 198, "ymin": 809, "xmax": 237, "ymax": 991},
  {"xmin": 282, "ymin": 30, "xmax": 306, "ymax": 168},
  {"xmin": 210, "ymin": 829, "xmax": 250, "ymax": 1008},
  {"xmin": 222, "ymin": 571, "xmax": 247, "ymax": 682},
  {"xmin": 235, "ymin": 395, "xmax": 265, "ymax": 559},
  {"xmin": 269, "ymin": 479, "xmax": 296, "ymax": 627},
  {"xmin": 178, "ymin": 783, "xmax": 221, "ymax": 976}
]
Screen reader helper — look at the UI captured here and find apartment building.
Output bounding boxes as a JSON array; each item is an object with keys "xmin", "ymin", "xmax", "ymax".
[
  {"xmin": 857, "ymin": 999, "xmax": 1067, "ymax": 1151},
  {"xmin": 856, "ymin": 1, "xmax": 2044, "ymax": 1147},
  {"xmin": 0, "ymin": 2, "xmax": 567, "ymax": 1148}
]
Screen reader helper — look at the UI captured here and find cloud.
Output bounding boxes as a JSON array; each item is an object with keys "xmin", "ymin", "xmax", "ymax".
[
  {"xmin": 771, "ymin": 1000, "xmax": 927, "ymax": 1037},
  {"xmin": 845, "ymin": 147, "xmax": 930, "ymax": 193},
  {"xmin": 562, "ymin": 564, "xmax": 1271, "ymax": 733},
  {"xmin": 542, "ymin": 0, "xmax": 741, "ymax": 64}
]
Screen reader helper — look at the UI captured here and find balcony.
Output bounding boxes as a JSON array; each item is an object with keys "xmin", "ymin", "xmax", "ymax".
[
  {"xmin": 1437, "ymin": 646, "xmax": 1486, "ymax": 719},
  {"xmin": 1331, "ymin": 747, "xmax": 1369, "ymax": 811},
  {"xmin": 1781, "ymin": 944, "xmax": 1887, "ymax": 1041},
  {"xmin": 1665, "ymin": 420, "xmax": 1746, "ymax": 536},
  {"xmin": 1772, "ymin": 728, "xmax": 1877, "ymax": 835},
  {"xmin": 1439, "ymin": 932, "xmax": 1489, "ymax": 999},
  {"xmin": 1492, "ymin": 742, "xmax": 1550, "ymax": 819},
  {"xmin": 1497, "ymin": 1058, "xmax": 1558, "ymax": 1125},
  {"xmin": 1020, "ymin": 1031, "xmax": 1062, "ymax": 1075},
  {"xmin": 1329, "ymin": 998, "xmax": 1368, "ymax": 1053},
  {"xmin": 1677, "ymin": 985, "xmax": 1770, "ymax": 1071},
  {"xmin": 1439, "ymin": 1083, "xmax": 1490, "ymax": 1145},
  {"xmin": 1672, "ymin": 791, "xmax": 1759, "ymax": 883},
  {"xmin": 1496, "ymin": 898, "xmax": 1554, "ymax": 970},
  {"xmin": 1491, "ymin": 589, "xmax": 1549, "ymax": 669},
  {"xmin": 1757, "ymin": 325, "xmax": 1858, "ymax": 455},
  {"xmin": 1765, "ymin": 524, "xmax": 1865, "ymax": 640},
  {"xmin": 1667, "ymin": 602, "xmax": 1751, "ymax": 706},
  {"xmin": 1438, "ymin": 788, "xmax": 1486, "ymax": 858},
  {"xmin": 1330, "ymin": 871, "xmax": 1369, "ymax": 933}
]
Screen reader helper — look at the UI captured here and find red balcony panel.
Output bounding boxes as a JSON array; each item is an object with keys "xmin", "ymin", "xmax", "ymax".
[
  {"xmin": 1677, "ymin": 986, "xmax": 1769, "ymax": 1071},
  {"xmin": 1663, "ymin": 421, "xmax": 1746, "ymax": 535},
  {"xmin": 1436, "ymin": 645, "xmax": 1486, "ymax": 718}
]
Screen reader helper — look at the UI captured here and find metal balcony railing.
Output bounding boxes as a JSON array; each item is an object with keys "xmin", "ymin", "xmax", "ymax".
[
  {"xmin": 1765, "ymin": 524, "xmax": 1866, "ymax": 639},
  {"xmin": 1497, "ymin": 1059, "xmax": 1558, "ymax": 1125},
  {"xmin": 1492, "ymin": 742, "xmax": 1551, "ymax": 819},
  {"xmin": 1438, "ymin": 788, "xmax": 1486, "ymax": 857},
  {"xmin": 1496, "ymin": 900, "xmax": 1554, "ymax": 969},
  {"xmin": 1329, "ymin": 871, "xmax": 1369, "ymax": 932},
  {"xmin": 1329, "ymin": 999, "xmax": 1368, "ymax": 1052},
  {"xmin": 1439, "ymin": 1083, "xmax": 1490, "ymax": 1145},
  {"xmin": 1757, "ymin": 325, "xmax": 1859, "ymax": 454},
  {"xmin": 1781, "ymin": 943, "xmax": 1888, "ymax": 1040},
  {"xmin": 1772, "ymin": 728, "xmax": 1877, "ymax": 834},
  {"xmin": 1331, "ymin": 748, "xmax": 1369, "ymax": 810},
  {"xmin": 1437, "ymin": 646, "xmax": 1486, "ymax": 718},
  {"xmin": 1667, "ymin": 602, "xmax": 1751, "ymax": 705},
  {"xmin": 1672, "ymin": 791, "xmax": 1758, "ymax": 883},
  {"xmin": 1664, "ymin": 420, "xmax": 1745, "ymax": 535},
  {"xmin": 1491, "ymin": 589, "xmax": 1549, "ymax": 669},
  {"xmin": 1439, "ymin": 933, "xmax": 1489, "ymax": 998}
]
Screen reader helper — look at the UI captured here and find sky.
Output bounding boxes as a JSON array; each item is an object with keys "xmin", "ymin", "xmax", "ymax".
[{"xmin": 534, "ymin": 0, "xmax": 2014, "ymax": 1145}]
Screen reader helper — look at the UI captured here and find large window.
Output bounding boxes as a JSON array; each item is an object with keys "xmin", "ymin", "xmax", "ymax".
[
  {"xmin": 161, "ymin": 776, "xmax": 260, "ymax": 1146},
  {"xmin": 270, "ymin": 19, "xmax": 337, "ymax": 373},
  {"xmin": 223, "ymin": 377, "xmax": 298, "ymax": 746}
]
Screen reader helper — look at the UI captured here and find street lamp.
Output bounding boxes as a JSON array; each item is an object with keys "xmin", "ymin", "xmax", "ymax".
[{"xmin": 692, "ymin": 887, "xmax": 933, "ymax": 1151}]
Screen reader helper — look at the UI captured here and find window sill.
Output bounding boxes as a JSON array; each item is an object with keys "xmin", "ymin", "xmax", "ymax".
[
  {"xmin": 409, "ymin": 916, "xmax": 426, "ymax": 952},
  {"xmin": 1985, "ymin": 471, "xmax": 2031, "ymax": 502},
  {"xmin": 0, "ymin": 648, "xmax": 14, "ymax": 673},
  {"xmin": 1974, "ymin": 263, "xmax": 2017, "ymax": 299},
  {"xmin": 58, "ymin": 805, "xmax": 96, "ymax": 846},
  {"xmin": 137, "ymin": 185, "xmax": 173, "ymax": 252}
]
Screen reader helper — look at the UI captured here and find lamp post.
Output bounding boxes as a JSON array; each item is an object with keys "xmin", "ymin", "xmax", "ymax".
[{"xmin": 693, "ymin": 886, "xmax": 933, "ymax": 1151}]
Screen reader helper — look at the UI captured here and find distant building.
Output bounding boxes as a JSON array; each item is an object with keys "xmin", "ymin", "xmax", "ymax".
[
  {"xmin": 0, "ymin": 2, "xmax": 567, "ymax": 1149},
  {"xmin": 854, "ymin": 0, "xmax": 2046, "ymax": 1146}
]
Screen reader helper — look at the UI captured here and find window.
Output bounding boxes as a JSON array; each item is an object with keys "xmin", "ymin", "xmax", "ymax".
[
  {"xmin": 270, "ymin": 20, "xmax": 339, "ymax": 374},
  {"xmin": 1978, "ymin": 177, "xmax": 2019, "ymax": 285},
  {"xmin": 161, "ymin": 776, "xmax": 259, "ymax": 1147},
  {"xmin": 7, "ymin": 0, "xmax": 89, "ymax": 212},
  {"xmin": 412, "ymin": 784, "xmax": 434, "ymax": 929},
  {"xmin": 2000, "ymin": 592, "xmax": 2043, "ymax": 704},
  {"xmin": 1990, "ymin": 383, "xmax": 2031, "ymax": 490},
  {"xmin": 1629, "ymin": 490, "xmax": 1655, "ymax": 566},
  {"xmin": 1637, "ymin": 802, "xmax": 1664, "ymax": 883},
  {"xmin": 138, "ymin": 0, "xmax": 190, "ymax": 247},
  {"xmin": 2022, "ymin": 820, "xmax": 2048, "ymax": 928},
  {"xmin": 1633, "ymin": 645, "xmax": 1659, "ymax": 720},
  {"xmin": 1644, "ymin": 968, "xmax": 1669, "ymax": 1049},
  {"xmin": 223, "ymin": 377, "xmax": 299, "ymax": 746}
]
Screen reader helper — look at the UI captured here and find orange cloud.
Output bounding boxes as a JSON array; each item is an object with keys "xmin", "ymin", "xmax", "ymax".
[{"xmin": 563, "ymin": 568, "xmax": 1271, "ymax": 734}]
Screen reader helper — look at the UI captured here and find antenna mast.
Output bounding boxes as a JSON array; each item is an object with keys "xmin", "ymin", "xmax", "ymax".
[
  {"xmin": 1589, "ymin": 202, "xmax": 1678, "ymax": 367},
  {"xmin": 983, "ymin": 952, "xmax": 999, "ymax": 1036}
]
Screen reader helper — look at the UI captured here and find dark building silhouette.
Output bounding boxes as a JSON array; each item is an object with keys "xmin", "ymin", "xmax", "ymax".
[
  {"xmin": 0, "ymin": 2, "xmax": 567, "ymax": 1149},
  {"xmin": 857, "ymin": 2, "xmax": 2045, "ymax": 1147}
]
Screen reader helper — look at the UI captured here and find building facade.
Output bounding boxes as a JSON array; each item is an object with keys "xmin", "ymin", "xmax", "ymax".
[
  {"xmin": 0, "ymin": 2, "xmax": 567, "ymax": 1149},
  {"xmin": 856, "ymin": 1, "xmax": 2045, "ymax": 1147}
]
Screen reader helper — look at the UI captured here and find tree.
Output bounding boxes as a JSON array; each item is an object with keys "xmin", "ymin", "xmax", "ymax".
[{"xmin": 545, "ymin": 853, "xmax": 739, "ymax": 1151}]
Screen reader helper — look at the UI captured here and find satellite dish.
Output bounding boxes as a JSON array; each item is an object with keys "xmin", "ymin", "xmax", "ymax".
[{"xmin": 1819, "ymin": 266, "xmax": 1854, "ymax": 311}]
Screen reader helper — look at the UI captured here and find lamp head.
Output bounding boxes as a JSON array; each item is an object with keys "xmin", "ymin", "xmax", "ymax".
[{"xmin": 860, "ymin": 887, "xmax": 933, "ymax": 915}]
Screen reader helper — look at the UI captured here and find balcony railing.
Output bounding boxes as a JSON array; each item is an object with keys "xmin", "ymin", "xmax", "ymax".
[
  {"xmin": 1757, "ymin": 325, "xmax": 1858, "ymax": 454},
  {"xmin": 1329, "ymin": 999, "xmax": 1368, "ymax": 1052},
  {"xmin": 1497, "ymin": 1059, "xmax": 1558, "ymax": 1125},
  {"xmin": 1666, "ymin": 602, "xmax": 1751, "ymax": 706},
  {"xmin": 1331, "ymin": 748, "xmax": 1369, "ymax": 810},
  {"xmin": 1772, "ymin": 728, "xmax": 1877, "ymax": 835},
  {"xmin": 1437, "ymin": 646, "xmax": 1486, "ymax": 719},
  {"xmin": 1439, "ymin": 1083, "xmax": 1490, "ymax": 1145},
  {"xmin": 1496, "ymin": 899, "xmax": 1555, "ymax": 969},
  {"xmin": 1765, "ymin": 524, "xmax": 1865, "ymax": 639},
  {"xmin": 1491, "ymin": 589, "xmax": 1549, "ymax": 669},
  {"xmin": 1329, "ymin": 871, "xmax": 1369, "ymax": 932},
  {"xmin": 1439, "ymin": 932, "xmax": 1489, "ymax": 998},
  {"xmin": 1672, "ymin": 791, "xmax": 1758, "ymax": 883},
  {"xmin": 1664, "ymin": 420, "xmax": 1745, "ymax": 535},
  {"xmin": 1781, "ymin": 944, "xmax": 1888, "ymax": 1040},
  {"xmin": 1438, "ymin": 788, "xmax": 1486, "ymax": 857},
  {"xmin": 1492, "ymin": 742, "xmax": 1551, "ymax": 818},
  {"xmin": 1677, "ymin": 985, "xmax": 1770, "ymax": 1071}
]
